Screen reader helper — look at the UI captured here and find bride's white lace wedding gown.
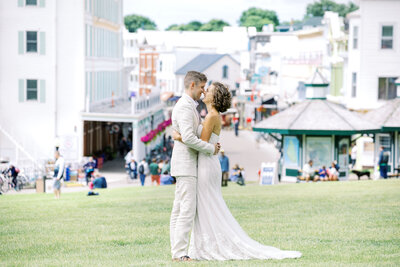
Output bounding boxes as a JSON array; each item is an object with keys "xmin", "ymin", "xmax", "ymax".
[{"xmin": 188, "ymin": 125, "xmax": 301, "ymax": 261}]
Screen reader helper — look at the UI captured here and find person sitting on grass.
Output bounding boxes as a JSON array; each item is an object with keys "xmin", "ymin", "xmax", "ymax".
[
  {"xmin": 327, "ymin": 162, "xmax": 339, "ymax": 181},
  {"xmin": 319, "ymin": 166, "xmax": 328, "ymax": 181},
  {"xmin": 299, "ymin": 160, "xmax": 319, "ymax": 182},
  {"xmin": 160, "ymin": 171, "xmax": 176, "ymax": 185},
  {"xmin": 231, "ymin": 164, "xmax": 245, "ymax": 186}
]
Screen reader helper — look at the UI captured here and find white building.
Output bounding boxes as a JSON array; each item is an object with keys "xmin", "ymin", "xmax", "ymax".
[
  {"xmin": 0, "ymin": 0, "xmax": 163, "ymax": 170},
  {"xmin": 123, "ymin": 29, "xmax": 140, "ymax": 97},
  {"xmin": 175, "ymin": 54, "xmax": 241, "ymax": 93},
  {"xmin": 345, "ymin": 0, "xmax": 400, "ymax": 110},
  {"xmin": 129, "ymin": 28, "xmax": 249, "ymax": 97}
]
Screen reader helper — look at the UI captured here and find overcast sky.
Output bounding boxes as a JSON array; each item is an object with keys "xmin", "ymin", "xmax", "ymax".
[{"xmin": 123, "ymin": 0, "xmax": 354, "ymax": 30}]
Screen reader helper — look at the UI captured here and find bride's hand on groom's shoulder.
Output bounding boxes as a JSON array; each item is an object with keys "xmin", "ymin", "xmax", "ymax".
[{"xmin": 172, "ymin": 130, "xmax": 183, "ymax": 142}]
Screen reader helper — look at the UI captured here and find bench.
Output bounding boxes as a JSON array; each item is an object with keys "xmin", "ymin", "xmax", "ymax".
[{"xmin": 351, "ymin": 170, "xmax": 371, "ymax": 180}]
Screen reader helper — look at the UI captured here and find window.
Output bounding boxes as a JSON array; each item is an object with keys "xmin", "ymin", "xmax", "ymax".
[
  {"xmin": 159, "ymin": 61, "xmax": 163, "ymax": 72},
  {"xmin": 26, "ymin": 79, "xmax": 38, "ymax": 100},
  {"xmin": 378, "ymin": 77, "xmax": 397, "ymax": 100},
  {"xmin": 26, "ymin": 0, "xmax": 37, "ymax": 6},
  {"xmin": 222, "ymin": 65, "xmax": 228, "ymax": 79},
  {"xmin": 26, "ymin": 31, "xmax": 37, "ymax": 52},
  {"xmin": 351, "ymin": 73, "xmax": 357, "ymax": 97},
  {"xmin": 381, "ymin": 26, "xmax": 393, "ymax": 49},
  {"xmin": 353, "ymin": 26, "xmax": 358, "ymax": 49}
]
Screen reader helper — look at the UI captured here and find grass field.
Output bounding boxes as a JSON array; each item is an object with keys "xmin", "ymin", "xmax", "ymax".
[{"xmin": 0, "ymin": 180, "xmax": 399, "ymax": 266}]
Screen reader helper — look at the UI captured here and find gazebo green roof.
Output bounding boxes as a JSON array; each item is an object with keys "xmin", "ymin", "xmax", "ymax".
[
  {"xmin": 364, "ymin": 98, "xmax": 400, "ymax": 131},
  {"xmin": 253, "ymin": 99, "xmax": 379, "ymax": 135}
]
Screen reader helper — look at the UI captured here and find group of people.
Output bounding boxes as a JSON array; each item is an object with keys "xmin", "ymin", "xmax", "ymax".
[
  {"xmin": 299, "ymin": 159, "xmax": 339, "ymax": 182},
  {"xmin": 0, "ymin": 164, "xmax": 20, "ymax": 192},
  {"xmin": 124, "ymin": 150, "xmax": 174, "ymax": 186}
]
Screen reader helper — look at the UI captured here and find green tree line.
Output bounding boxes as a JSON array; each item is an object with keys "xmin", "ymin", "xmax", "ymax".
[{"xmin": 124, "ymin": 1, "xmax": 358, "ymax": 33}]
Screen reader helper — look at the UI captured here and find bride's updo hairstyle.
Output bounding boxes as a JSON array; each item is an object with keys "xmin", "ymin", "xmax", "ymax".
[{"xmin": 212, "ymin": 82, "xmax": 232, "ymax": 113}]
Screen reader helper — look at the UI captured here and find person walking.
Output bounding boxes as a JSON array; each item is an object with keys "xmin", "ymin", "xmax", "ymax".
[
  {"xmin": 378, "ymin": 146, "xmax": 389, "ymax": 179},
  {"xmin": 218, "ymin": 149, "xmax": 229, "ymax": 187},
  {"xmin": 234, "ymin": 117, "xmax": 239, "ymax": 137},
  {"xmin": 128, "ymin": 159, "xmax": 138, "ymax": 180},
  {"xmin": 53, "ymin": 151, "xmax": 65, "ymax": 199},
  {"xmin": 83, "ymin": 156, "xmax": 96, "ymax": 185},
  {"xmin": 138, "ymin": 158, "xmax": 148, "ymax": 186},
  {"xmin": 149, "ymin": 158, "xmax": 161, "ymax": 185}
]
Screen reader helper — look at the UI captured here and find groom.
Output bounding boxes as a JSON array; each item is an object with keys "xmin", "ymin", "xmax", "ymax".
[{"xmin": 170, "ymin": 71, "xmax": 220, "ymax": 261}]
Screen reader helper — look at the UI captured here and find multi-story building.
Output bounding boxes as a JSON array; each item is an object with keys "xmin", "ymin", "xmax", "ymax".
[
  {"xmin": 345, "ymin": 0, "xmax": 400, "ymax": 110},
  {"xmin": 0, "ymin": 0, "xmax": 163, "ymax": 169},
  {"xmin": 129, "ymin": 28, "xmax": 249, "ymax": 97}
]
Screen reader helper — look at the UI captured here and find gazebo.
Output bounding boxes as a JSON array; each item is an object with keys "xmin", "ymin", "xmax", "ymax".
[
  {"xmin": 364, "ymin": 97, "xmax": 400, "ymax": 175},
  {"xmin": 253, "ymin": 69, "xmax": 379, "ymax": 182}
]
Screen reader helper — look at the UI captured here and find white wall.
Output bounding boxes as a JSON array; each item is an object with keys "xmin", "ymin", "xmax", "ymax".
[
  {"xmin": 0, "ymin": 0, "xmax": 57, "ymax": 160},
  {"xmin": 347, "ymin": 0, "xmax": 400, "ymax": 109},
  {"xmin": 204, "ymin": 55, "xmax": 241, "ymax": 91}
]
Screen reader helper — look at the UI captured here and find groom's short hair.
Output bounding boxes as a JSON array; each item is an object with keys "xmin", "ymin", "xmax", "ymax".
[{"xmin": 184, "ymin": 71, "xmax": 207, "ymax": 89}]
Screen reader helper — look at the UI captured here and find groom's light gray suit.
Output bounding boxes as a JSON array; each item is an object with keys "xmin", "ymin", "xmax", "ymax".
[{"xmin": 170, "ymin": 93, "xmax": 215, "ymax": 259}]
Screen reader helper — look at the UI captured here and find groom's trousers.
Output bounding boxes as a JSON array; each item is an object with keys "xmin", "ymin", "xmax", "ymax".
[{"xmin": 170, "ymin": 176, "xmax": 197, "ymax": 259}]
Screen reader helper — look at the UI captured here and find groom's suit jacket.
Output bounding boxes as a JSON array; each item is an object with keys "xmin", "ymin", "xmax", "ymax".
[{"xmin": 170, "ymin": 94, "xmax": 215, "ymax": 177}]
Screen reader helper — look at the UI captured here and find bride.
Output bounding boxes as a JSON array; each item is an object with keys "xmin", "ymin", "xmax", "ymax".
[{"xmin": 173, "ymin": 82, "xmax": 301, "ymax": 261}]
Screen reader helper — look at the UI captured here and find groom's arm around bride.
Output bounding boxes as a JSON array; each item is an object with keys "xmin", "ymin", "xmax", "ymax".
[{"xmin": 169, "ymin": 71, "xmax": 219, "ymax": 261}]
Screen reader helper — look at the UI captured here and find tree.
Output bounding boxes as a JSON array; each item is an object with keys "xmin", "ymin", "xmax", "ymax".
[
  {"xmin": 186, "ymin": 21, "xmax": 203, "ymax": 31},
  {"xmin": 305, "ymin": 0, "xmax": 358, "ymax": 18},
  {"xmin": 199, "ymin": 19, "xmax": 230, "ymax": 31},
  {"xmin": 166, "ymin": 21, "xmax": 203, "ymax": 31},
  {"xmin": 239, "ymin": 7, "xmax": 279, "ymax": 31},
  {"xmin": 124, "ymin": 14, "xmax": 157, "ymax": 32}
]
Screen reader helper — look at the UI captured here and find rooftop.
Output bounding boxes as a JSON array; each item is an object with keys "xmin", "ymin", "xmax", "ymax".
[
  {"xmin": 253, "ymin": 99, "xmax": 379, "ymax": 135},
  {"xmin": 175, "ymin": 54, "xmax": 238, "ymax": 75},
  {"xmin": 364, "ymin": 98, "xmax": 400, "ymax": 130}
]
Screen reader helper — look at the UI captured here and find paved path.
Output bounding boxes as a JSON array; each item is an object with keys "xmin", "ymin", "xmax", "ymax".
[{"xmin": 219, "ymin": 129, "xmax": 280, "ymax": 182}]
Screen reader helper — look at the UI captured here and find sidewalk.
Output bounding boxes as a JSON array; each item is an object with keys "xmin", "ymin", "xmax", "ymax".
[{"xmin": 219, "ymin": 128, "xmax": 280, "ymax": 182}]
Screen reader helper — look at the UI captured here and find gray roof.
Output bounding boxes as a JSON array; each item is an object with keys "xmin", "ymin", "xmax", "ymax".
[
  {"xmin": 175, "ymin": 54, "xmax": 238, "ymax": 75},
  {"xmin": 364, "ymin": 98, "xmax": 400, "ymax": 130},
  {"xmin": 253, "ymin": 99, "xmax": 379, "ymax": 135},
  {"xmin": 303, "ymin": 17, "xmax": 323, "ymax": 27}
]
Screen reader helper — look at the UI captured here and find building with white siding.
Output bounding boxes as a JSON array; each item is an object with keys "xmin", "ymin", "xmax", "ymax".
[
  {"xmin": 0, "ymin": 0, "xmax": 132, "ymax": 170},
  {"xmin": 345, "ymin": 0, "xmax": 400, "ymax": 110}
]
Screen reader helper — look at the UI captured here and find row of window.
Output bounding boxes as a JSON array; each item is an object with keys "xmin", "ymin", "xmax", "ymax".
[
  {"xmin": 18, "ymin": 31, "xmax": 45, "ymax": 55},
  {"xmin": 134, "ymin": 95, "xmax": 161, "ymax": 113},
  {"xmin": 85, "ymin": 71, "xmax": 122, "ymax": 102},
  {"xmin": 85, "ymin": 25, "xmax": 121, "ymax": 58},
  {"xmin": 18, "ymin": 79, "xmax": 45, "ymax": 103},
  {"xmin": 85, "ymin": 0, "xmax": 121, "ymax": 24},
  {"xmin": 352, "ymin": 25, "xmax": 395, "ymax": 50},
  {"xmin": 18, "ymin": 0, "xmax": 45, "ymax": 7},
  {"xmin": 351, "ymin": 75, "xmax": 397, "ymax": 100}
]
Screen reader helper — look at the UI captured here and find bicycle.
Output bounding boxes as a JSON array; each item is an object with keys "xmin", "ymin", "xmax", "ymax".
[{"xmin": 0, "ymin": 170, "xmax": 11, "ymax": 193}]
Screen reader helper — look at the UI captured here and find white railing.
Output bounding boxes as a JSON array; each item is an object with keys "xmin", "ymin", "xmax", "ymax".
[{"xmin": 0, "ymin": 115, "xmax": 48, "ymax": 179}]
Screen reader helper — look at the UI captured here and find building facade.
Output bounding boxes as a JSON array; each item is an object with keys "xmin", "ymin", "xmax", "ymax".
[
  {"xmin": 345, "ymin": 0, "xmax": 400, "ymax": 110},
  {"xmin": 0, "ymin": 0, "xmax": 126, "ymax": 168}
]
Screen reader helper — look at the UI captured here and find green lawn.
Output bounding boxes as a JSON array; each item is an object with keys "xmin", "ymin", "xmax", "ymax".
[{"xmin": 0, "ymin": 180, "xmax": 399, "ymax": 266}]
